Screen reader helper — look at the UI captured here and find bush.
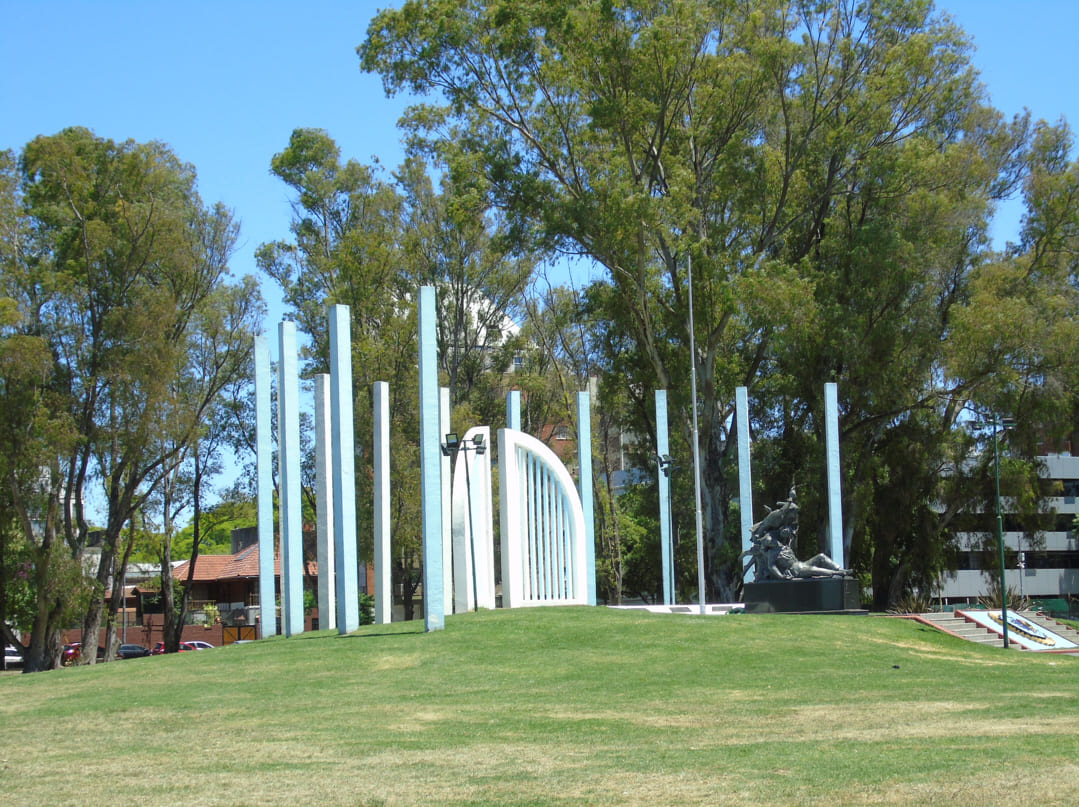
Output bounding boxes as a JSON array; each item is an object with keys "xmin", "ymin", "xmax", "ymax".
[
  {"xmin": 886, "ymin": 590, "xmax": 937, "ymax": 614},
  {"xmin": 359, "ymin": 594, "xmax": 374, "ymax": 625}
]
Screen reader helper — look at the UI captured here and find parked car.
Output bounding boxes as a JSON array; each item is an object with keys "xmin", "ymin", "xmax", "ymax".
[
  {"xmin": 151, "ymin": 640, "xmax": 215, "ymax": 655},
  {"xmin": 61, "ymin": 643, "xmax": 104, "ymax": 665},
  {"xmin": 3, "ymin": 644, "xmax": 22, "ymax": 670},
  {"xmin": 116, "ymin": 644, "xmax": 152, "ymax": 659}
]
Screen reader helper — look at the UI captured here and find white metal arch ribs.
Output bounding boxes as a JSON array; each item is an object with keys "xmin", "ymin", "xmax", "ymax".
[{"xmin": 498, "ymin": 428, "xmax": 588, "ymax": 608}]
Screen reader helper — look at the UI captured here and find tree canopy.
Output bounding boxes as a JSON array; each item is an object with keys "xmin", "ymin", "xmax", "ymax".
[
  {"xmin": 0, "ymin": 128, "xmax": 262, "ymax": 669},
  {"xmin": 361, "ymin": 0, "xmax": 1079, "ymax": 604}
]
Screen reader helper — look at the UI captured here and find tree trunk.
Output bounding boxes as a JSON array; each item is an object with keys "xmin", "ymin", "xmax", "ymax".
[
  {"xmin": 102, "ymin": 524, "xmax": 137, "ymax": 661},
  {"xmin": 79, "ymin": 530, "xmax": 119, "ymax": 666},
  {"xmin": 161, "ymin": 550, "xmax": 181, "ymax": 653}
]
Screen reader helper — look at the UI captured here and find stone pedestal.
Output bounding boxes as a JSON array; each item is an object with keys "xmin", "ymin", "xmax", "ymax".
[{"xmin": 743, "ymin": 578, "xmax": 862, "ymax": 614}]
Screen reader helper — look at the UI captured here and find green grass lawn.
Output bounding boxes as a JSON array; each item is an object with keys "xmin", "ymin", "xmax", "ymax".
[{"xmin": 2, "ymin": 607, "xmax": 1077, "ymax": 806}]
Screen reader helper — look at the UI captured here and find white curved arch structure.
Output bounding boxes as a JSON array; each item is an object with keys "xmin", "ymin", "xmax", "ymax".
[
  {"xmin": 498, "ymin": 428, "xmax": 588, "ymax": 607},
  {"xmin": 451, "ymin": 426, "xmax": 495, "ymax": 611}
]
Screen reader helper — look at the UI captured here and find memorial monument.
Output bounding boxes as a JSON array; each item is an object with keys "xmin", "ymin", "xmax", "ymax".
[{"xmin": 741, "ymin": 489, "xmax": 861, "ymax": 613}]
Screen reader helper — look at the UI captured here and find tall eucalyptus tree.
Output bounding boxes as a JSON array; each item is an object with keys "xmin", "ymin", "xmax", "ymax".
[{"xmin": 361, "ymin": 0, "xmax": 1076, "ymax": 603}]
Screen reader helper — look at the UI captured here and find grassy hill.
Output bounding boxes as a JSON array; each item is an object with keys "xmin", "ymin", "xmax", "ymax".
[{"xmin": 2, "ymin": 607, "xmax": 1077, "ymax": 806}]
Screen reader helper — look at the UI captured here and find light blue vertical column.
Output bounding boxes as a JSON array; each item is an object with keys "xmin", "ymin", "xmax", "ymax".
[
  {"xmin": 825, "ymin": 382, "xmax": 844, "ymax": 567},
  {"xmin": 507, "ymin": 390, "xmax": 521, "ymax": 432},
  {"xmin": 736, "ymin": 386, "xmax": 754, "ymax": 584},
  {"xmin": 254, "ymin": 334, "xmax": 277, "ymax": 638},
  {"xmin": 278, "ymin": 321, "xmax": 303, "ymax": 636},
  {"xmin": 330, "ymin": 305, "xmax": 359, "ymax": 634},
  {"xmin": 419, "ymin": 286, "xmax": 445, "ymax": 631},
  {"xmin": 656, "ymin": 390, "xmax": 673, "ymax": 605},
  {"xmin": 373, "ymin": 381, "xmax": 392, "ymax": 625},
  {"xmin": 440, "ymin": 387, "xmax": 453, "ymax": 615},
  {"xmin": 577, "ymin": 391, "xmax": 596, "ymax": 606},
  {"xmin": 314, "ymin": 374, "xmax": 336, "ymax": 631}
]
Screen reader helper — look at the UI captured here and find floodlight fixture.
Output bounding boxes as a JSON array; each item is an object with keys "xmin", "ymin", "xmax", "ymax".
[{"xmin": 441, "ymin": 433, "xmax": 460, "ymax": 457}]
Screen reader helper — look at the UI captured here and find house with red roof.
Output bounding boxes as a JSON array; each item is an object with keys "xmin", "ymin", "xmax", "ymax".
[{"xmin": 172, "ymin": 543, "xmax": 320, "ymax": 632}]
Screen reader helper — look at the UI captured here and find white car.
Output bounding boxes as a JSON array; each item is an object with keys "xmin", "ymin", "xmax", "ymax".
[{"xmin": 3, "ymin": 644, "xmax": 22, "ymax": 670}]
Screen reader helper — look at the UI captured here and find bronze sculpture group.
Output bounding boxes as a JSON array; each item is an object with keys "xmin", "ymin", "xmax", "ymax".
[{"xmin": 741, "ymin": 489, "xmax": 850, "ymax": 581}]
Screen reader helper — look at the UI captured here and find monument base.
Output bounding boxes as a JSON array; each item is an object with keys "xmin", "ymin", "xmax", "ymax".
[{"xmin": 743, "ymin": 578, "xmax": 862, "ymax": 614}]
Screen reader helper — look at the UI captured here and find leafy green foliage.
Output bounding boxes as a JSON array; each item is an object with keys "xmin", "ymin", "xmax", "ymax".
[
  {"xmin": 168, "ymin": 499, "xmax": 258, "ymax": 560},
  {"xmin": 1, "ymin": 128, "xmax": 262, "ymax": 668},
  {"xmin": 362, "ymin": 0, "xmax": 1079, "ymax": 609}
]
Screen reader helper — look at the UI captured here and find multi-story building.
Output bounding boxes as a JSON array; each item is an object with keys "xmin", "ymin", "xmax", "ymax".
[{"xmin": 940, "ymin": 452, "xmax": 1079, "ymax": 610}]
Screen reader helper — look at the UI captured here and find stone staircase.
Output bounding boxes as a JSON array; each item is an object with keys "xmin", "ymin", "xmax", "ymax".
[
  {"xmin": 1012, "ymin": 610, "xmax": 1079, "ymax": 645},
  {"xmin": 917, "ymin": 610, "xmax": 1079, "ymax": 650},
  {"xmin": 918, "ymin": 611, "xmax": 1007, "ymax": 648}
]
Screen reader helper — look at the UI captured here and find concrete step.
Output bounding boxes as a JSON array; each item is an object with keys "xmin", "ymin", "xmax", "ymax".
[
  {"xmin": 1012, "ymin": 611, "xmax": 1079, "ymax": 644},
  {"xmin": 916, "ymin": 612, "xmax": 1007, "ymax": 648}
]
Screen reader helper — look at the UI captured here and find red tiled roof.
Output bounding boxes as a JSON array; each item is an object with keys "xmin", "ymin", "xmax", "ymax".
[{"xmin": 174, "ymin": 546, "xmax": 317, "ymax": 582}]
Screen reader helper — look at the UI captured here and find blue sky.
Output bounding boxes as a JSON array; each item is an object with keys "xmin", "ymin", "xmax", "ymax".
[
  {"xmin": 2, "ymin": 1, "xmax": 1074, "ymax": 518},
  {"xmin": 2, "ymin": 0, "xmax": 1076, "ymax": 327}
]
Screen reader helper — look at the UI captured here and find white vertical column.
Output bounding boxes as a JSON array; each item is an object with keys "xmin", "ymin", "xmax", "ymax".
[
  {"xmin": 440, "ymin": 387, "xmax": 453, "ymax": 615},
  {"xmin": 498, "ymin": 428, "xmax": 521, "ymax": 607},
  {"xmin": 577, "ymin": 391, "xmax": 596, "ymax": 605},
  {"xmin": 277, "ymin": 321, "xmax": 304, "ymax": 636},
  {"xmin": 452, "ymin": 426, "xmax": 496, "ymax": 612},
  {"xmin": 314, "ymin": 373, "xmax": 336, "ymax": 631},
  {"xmin": 254, "ymin": 334, "xmax": 277, "ymax": 637},
  {"xmin": 507, "ymin": 390, "xmax": 521, "ymax": 432},
  {"xmin": 736, "ymin": 386, "xmax": 754, "ymax": 584},
  {"xmin": 825, "ymin": 382, "xmax": 844, "ymax": 567},
  {"xmin": 419, "ymin": 287, "xmax": 445, "ymax": 631},
  {"xmin": 656, "ymin": 390, "xmax": 673, "ymax": 605},
  {"xmin": 373, "ymin": 381, "xmax": 392, "ymax": 625},
  {"xmin": 329, "ymin": 305, "xmax": 359, "ymax": 634}
]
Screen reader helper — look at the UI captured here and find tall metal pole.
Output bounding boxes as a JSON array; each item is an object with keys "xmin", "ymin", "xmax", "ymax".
[
  {"xmin": 687, "ymin": 253, "xmax": 706, "ymax": 614},
  {"xmin": 993, "ymin": 417, "xmax": 1010, "ymax": 649}
]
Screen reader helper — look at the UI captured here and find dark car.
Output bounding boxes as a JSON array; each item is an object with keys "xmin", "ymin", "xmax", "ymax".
[{"xmin": 116, "ymin": 644, "xmax": 152, "ymax": 659}]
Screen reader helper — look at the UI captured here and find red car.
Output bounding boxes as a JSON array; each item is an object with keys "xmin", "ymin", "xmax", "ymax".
[
  {"xmin": 151, "ymin": 640, "xmax": 215, "ymax": 655},
  {"xmin": 61, "ymin": 643, "xmax": 104, "ymax": 665}
]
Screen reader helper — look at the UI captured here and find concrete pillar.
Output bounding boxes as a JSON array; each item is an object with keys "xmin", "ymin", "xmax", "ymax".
[
  {"xmin": 577, "ymin": 391, "xmax": 596, "ymax": 605},
  {"xmin": 451, "ymin": 426, "xmax": 495, "ymax": 612},
  {"xmin": 373, "ymin": 381, "xmax": 392, "ymax": 625},
  {"xmin": 440, "ymin": 387, "xmax": 453, "ymax": 614},
  {"xmin": 277, "ymin": 321, "xmax": 303, "ymax": 636},
  {"xmin": 329, "ymin": 305, "xmax": 359, "ymax": 634},
  {"xmin": 736, "ymin": 386, "xmax": 754, "ymax": 583},
  {"xmin": 419, "ymin": 287, "xmax": 445, "ymax": 631},
  {"xmin": 507, "ymin": 390, "xmax": 521, "ymax": 432},
  {"xmin": 656, "ymin": 390, "xmax": 674, "ymax": 604},
  {"xmin": 254, "ymin": 334, "xmax": 277, "ymax": 637},
  {"xmin": 314, "ymin": 373, "xmax": 336, "ymax": 631},
  {"xmin": 825, "ymin": 382, "xmax": 844, "ymax": 567}
]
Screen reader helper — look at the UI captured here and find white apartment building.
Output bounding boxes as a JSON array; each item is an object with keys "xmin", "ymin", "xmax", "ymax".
[{"xmin": 940, "ymin": 453, "xmax": 1079, "ymax": 605}]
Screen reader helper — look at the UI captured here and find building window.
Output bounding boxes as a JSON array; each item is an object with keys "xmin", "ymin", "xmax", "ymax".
[{"xmin": 555, "ymin": 425, "xmax": 571, "ymax": 440}]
